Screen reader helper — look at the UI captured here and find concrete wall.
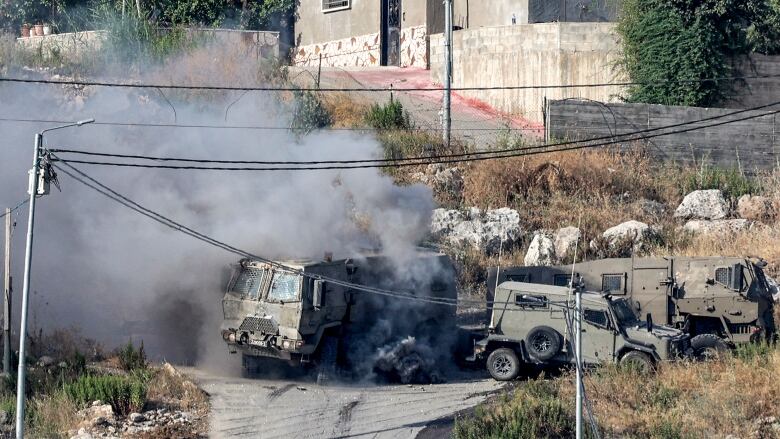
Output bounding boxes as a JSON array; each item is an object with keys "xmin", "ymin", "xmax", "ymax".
[
  {"xmin": 453, "ymin": 0, "xmax": 528, "ymax": 28},
  {"xmin": 724, "ymin": 54, "xmax": 780, "ymax": 109},
  {"xmin": 430, "ymin": 23, "xmax": 625, "ymax": 122},
  {"xmin": 296, "ymin": 0, "xmax": 381, "ymax": 46},
  {"xmin": 546, "ymin": 99, "xmax": 780, "ymax": 171}
]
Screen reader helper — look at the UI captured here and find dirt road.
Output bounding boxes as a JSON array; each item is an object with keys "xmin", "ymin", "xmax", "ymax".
[{"xmin": 187, "ymin": 368, "xmax": 501, "ymax": 439}]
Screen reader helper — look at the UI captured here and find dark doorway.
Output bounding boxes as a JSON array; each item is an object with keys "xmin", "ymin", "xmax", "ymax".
[{"xmin": 381, "ymin": 0, "xmax": 401, "ymax": 66}]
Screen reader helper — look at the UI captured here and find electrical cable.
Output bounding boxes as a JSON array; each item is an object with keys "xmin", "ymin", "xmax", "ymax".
[
  {"xmin": 50, "ymin": 106, "xmax": 780, "ymax": 171},
  {"xmin": 0, "ymin": 199, "xmax": 29, "ymax": 219},
  {"xmin": 3, "ymin": 73, "xmax": 780, "ymax": 92}
]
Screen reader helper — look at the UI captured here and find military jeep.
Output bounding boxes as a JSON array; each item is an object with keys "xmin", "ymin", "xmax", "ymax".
[{"xmin": 472, "ymin": 282, "xmax": 690, "ymax": 381}]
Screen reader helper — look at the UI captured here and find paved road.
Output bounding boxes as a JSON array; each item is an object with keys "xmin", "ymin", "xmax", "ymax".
[{"xmin": 186, "ymin": 367, "xmax": 501, "ymax": 439}]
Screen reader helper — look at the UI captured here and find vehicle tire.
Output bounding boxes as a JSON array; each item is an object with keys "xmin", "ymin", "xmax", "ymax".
[
  {"xmin": 525, "ymin": 326, "xmax": 562, "ymax": 361},
  {"xmin": 690, "ymin": 334, "xmax": 729, "ymax": 360},
  {"xmin": 486, "ymin": 348, "xmax": 521, "ymax": 381},
  {"xmin": 316, "ymin": 335, "xmax": 339, "ymax": 386},
  {"xmin": 619, "ymin": 350, "xmax": 655, "ymax": 373}
]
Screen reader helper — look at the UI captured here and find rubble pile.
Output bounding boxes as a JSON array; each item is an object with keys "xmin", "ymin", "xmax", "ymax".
[{"xmin": 68, "ymin": 401, "xmax": 203, "ymax": 439}]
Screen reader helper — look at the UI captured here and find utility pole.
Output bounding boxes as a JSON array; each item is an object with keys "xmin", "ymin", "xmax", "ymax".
[
  {"xmin": 442, "ymin": 0, "xmax": 452, "ymax": 147},
  {"xmin": 15, "ymin": 119, "xmax": 93, "ymax": 439},
  {"xmin": 3, "ymin": 207, "xmax": 11, "ymax": 375},
  {"xmin": 575, "ymin": 282, "xmax": 583, "ymax": 439}
]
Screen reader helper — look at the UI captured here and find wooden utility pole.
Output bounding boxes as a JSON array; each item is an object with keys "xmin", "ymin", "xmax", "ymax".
[{"xmin": 3, "ymin": 207, "xmax": 11, "ymax": 375}]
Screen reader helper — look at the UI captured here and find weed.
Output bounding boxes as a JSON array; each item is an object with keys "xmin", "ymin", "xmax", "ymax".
[
  {"xmin": 364, "ymin": 98, "xmax": 412, "ymax": 130},
  {"xmin": 291, "ymin": 90, "xmax": 332, "ymax": 134},
  {"xmin": 64, "ymin": 374, "xmax": 147, "ymax": 416},
  {"xmin": 682, "ymin": 164, "xmax": 762, "ymax": 199},
  {"xmin": 118, "ymin": 340, "xmax": 147, "ymax": 372}
]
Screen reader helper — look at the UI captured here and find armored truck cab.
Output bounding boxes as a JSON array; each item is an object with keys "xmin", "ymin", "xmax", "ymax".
[
  {"xmin": 220, "ymin": 249, "xmax": 457, "ymax": 382},
  {"xmin": 488, "ymin": 257, "xmax": 775, "ymax": 351},
  {"xmin": 474, "ymin": 282, "xmax": 690, "ymax": 381}
]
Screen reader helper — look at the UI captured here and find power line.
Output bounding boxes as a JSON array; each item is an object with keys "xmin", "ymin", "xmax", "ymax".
[
  {"xmin": 50, "ymin": 106, "xmax": 780, "ymax": 171},
  {"xmin": 43, "ymin": 99, "xmax": 780, "ymax": 168},
  {"xmin": 0, "ymin": 199, "xmax": 28, "ymax": 219},
  {"xmin": 3, "ymin": 73, "xmax": 780, "ymax": 92}
]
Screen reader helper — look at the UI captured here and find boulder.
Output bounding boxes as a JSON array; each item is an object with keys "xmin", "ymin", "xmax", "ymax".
[
  {"xmin": 77, "ymin": 403, "xmax": 115, "ymax": 429},
  {"xmin": 128, "ymin": 412, "xmax": 145, "ymax": 423},
  {"xmin": 431, "ymin": 207, "xmax": 522, "ymax": 255},
  {"xmin": 737, "ymin": 195, "xmax": 775, "ymax": 222},
  {"xmin": 683, "ymin": 219, "xmax": 751, "ymax": 235},
  {"xmin": 38, "ymin": 355, "xmax": 56, "ymax": 367},
  {"xmin": 674, "ymin": 190, "xmax": 729, "ymax": 220},
  {"xmin": 411, "ymin": 164, "xmax": 463, "ymax": 199},
  {"xmin": 524, "ymin": 233, "xmax": 556, "ymax": 266},
  {"xmin": 553, "ymin": 227, "xmax": 581, "ymax": 261},
  {"xmin": 598, "ymin": 220, "xmax": 657, "ymax": 252}
]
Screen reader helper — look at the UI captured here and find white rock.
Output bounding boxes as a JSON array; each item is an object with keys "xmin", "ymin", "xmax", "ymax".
[
  {"xmin": 430, "ymin": 207, "xmax": 522, "ymax": 255},
  {"xmin": 674, "ymin": 190, "xmax": 729, "ymax": 220},
  {"xmin": 524, "ymin": 233, "xmax": 556, "ymax": 266},
  {"xmin": 683, "ymin": 219, "xmax": 751, "ymax": 235},
  {"xmin": 599, "ymin": 220, "xmax": 657, "ymax": 252},
  {"xmin": 553, "ymin": 227, "xmax": 581, "ymax": 261},
  {"xmin": 128, "ymin": 412, "xmax": 145, "ymax": 423}
]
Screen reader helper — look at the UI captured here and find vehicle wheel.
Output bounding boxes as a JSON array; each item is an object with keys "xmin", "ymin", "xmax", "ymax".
[
  {"xmin": 620, "ymin": 350, "xmax": 655, "ymax": 373},
  {"xmin": 486, "ymin": 348, "xmax": 521, "ymax": 381},
  {"xmin": 525, "ymin": 326, "xmax": 562, "ymax": 361},
  {"xmin": 690, "ymin": 334, "xmax": 729, "ymax": 360},
  {"xmin": 316, "ymin": 335, "xmax": 339, "ymax": 386}
]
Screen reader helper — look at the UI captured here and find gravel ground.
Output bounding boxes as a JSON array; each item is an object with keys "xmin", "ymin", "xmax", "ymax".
[{"xmin": 185, "ymin": 367, "xmax": 501, "ymax": 439}]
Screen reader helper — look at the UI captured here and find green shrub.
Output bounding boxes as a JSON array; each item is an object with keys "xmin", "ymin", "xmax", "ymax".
[
  {"xmin": 291, "ymin": 90, "xmax": 332, "ymax": 134},
  {"xmin": 453, "ymin": 380, "xmax": 578, "ymax": 439},
  {"xmin": 365, "ymin": 98, "xmax": 412, "ymax": 130},
  {"xmin": 64, "ymin": 374, "xmax": 146, "ymax": 416},
  {"xmin": 118, "ymin": 340, "xmax": 147, "ymax": 372},
  {"xmin": 683, "ymin": 165, "xmax": 761, "ymax": 198}
]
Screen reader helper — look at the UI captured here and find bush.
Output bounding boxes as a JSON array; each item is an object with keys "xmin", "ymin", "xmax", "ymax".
[
  {"xmin": 365, "ymin": 98, "xmax": 412, "ymax": 130},
  {"xmin": 64, "ymin": 374, "xmax": 146, "ymax": 416},
  {"xmin": 118, "ymin": 340, "xmax": 147, "ymax": 372},
  {"xmin": 682, "ymin": 165, "xmax": 761, "ymax": 198},
  {"xmin": 453, "ymin": 380, "xmax": 577, "ymax": 439},
  {"xmin": 291, "ymin": 90, "xmax": 332, "ymax": 134}
]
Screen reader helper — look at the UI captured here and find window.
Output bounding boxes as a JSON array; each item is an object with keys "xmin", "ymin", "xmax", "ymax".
[
  {"xmin": 322, "ymin": 0, "xmax": 350, "ymax": 12},
  {"xmin": 584, "ymin": 309, "xmax": 610, "ymax": 329},
  {"xmin": 268, "ymin": 272, "xmax": 302, "ymax": 302},
  {"xmin": 715, "ymin": 267, "xmax": 731, "ymax": 286},
  {"xmin": 602, "ymin": 274, "xmax": 624, "ymax": 294},
  {"xmin": 507, "ymin": 274, "xmax": 529, "ymax": 282},
  {"xmin": 232, "ymin": 267, "xmax": 266, "ymax": 299},
  {"xmin": 515, "ymin": 294, "xmax": 548, "ymax": 308},
  {"xmin": 554, "ymin": 275, "xmax": 572, "ymax": 287}
]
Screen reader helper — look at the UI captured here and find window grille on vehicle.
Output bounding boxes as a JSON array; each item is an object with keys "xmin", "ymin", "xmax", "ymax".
[
  {"xmin": 602, "ymin": 274, "xmax": 624, "ymax": 294},
  {"xmin": 232, "ymin": 267, "xmax": 266, "ymax": 299},
  {"xmin": 268, "ymin": 272, "xmax": 302, "ymax": 302},
  {"xmin": 715, "ymin": 267, "xmax": 731, "ymax": 286},
  {"xmin": 323, "ymin": 0, "xmax": 349, "ymax": 11}
]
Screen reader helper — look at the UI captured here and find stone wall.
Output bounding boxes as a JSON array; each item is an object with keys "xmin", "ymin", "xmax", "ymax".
[
  {"xmin": 400, "ymin": 25, "xmax": 427, "ymax": 68},
  {"xmin": 430, "ymin": 23, "xmax": 625, "ymax": 122},
  {"xmin": 546, "ymin": 99, "xmax": 780, "ymax": 172},
  {"xmin": 293, "ymin": 32, "xmax": 382, "ymax": 67}
]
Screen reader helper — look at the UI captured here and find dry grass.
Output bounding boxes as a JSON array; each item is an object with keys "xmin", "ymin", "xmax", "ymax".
[
  {"xmin": 458, "ymin": 348, "xmax": 780, "ymax": 438},
  {"xmin": 28, "ymin": 393, "xmax": 80, "ymax": 438},
  {"xmin": 321, "ymin": 92, "xmax": 371, "ymax": 128}
]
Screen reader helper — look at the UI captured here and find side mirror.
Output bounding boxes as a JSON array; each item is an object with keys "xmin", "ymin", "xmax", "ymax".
[
  {"xmin": 731, "ymin": 264, "xmax": 743, "ymax": 291},
  {"xmin": 646, "ymin": 313, "xmax": 653, "ymax": 332},
  {"xmin": 313, "ymin": 280, "xmax": 324, "ymax": 310}
]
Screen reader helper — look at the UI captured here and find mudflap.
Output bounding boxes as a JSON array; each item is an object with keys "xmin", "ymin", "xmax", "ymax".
[{"xmin": 316, "ymin": 335, "xmax": 339, "ymax": 386}]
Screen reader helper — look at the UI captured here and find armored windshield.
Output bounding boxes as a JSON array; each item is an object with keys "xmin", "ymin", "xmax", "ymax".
[
  {"xmin": 267, "ymin": 271, "xmax": 302, "ymax": 302},
  {"xmin": 610, "ymin": 298, "xmax": 639, "ymax": 326},
  {"xmin": 232, "ymin": 266, "xmax": 267, "ymax": 299}
]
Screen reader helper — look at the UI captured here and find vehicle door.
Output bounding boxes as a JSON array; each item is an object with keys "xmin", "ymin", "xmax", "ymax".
[
  {"xmin": 579, "ymin": 304, "xmax": 617, "ymax": 364},
  {"xmin": 631, "ymin": 258, "xmax": 672, "ymax": 325}
]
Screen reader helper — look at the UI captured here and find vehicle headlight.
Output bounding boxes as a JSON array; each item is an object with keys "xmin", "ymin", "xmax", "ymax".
[{"xmin": 282, "ymin": 339, "xmax": 304, "ymax": 350}]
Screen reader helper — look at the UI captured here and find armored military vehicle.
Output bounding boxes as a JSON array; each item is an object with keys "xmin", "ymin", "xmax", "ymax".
[
  {"xmin": 471, "ymin": 282, "xmax": 690, "ymax": 380},
  {"xmin": 220, "ymin": 249, "xmax": 457, "ymax": 383},
  {"xmin": 488, "ymin": 257, "xmax": 776, "ymax": 356}
]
